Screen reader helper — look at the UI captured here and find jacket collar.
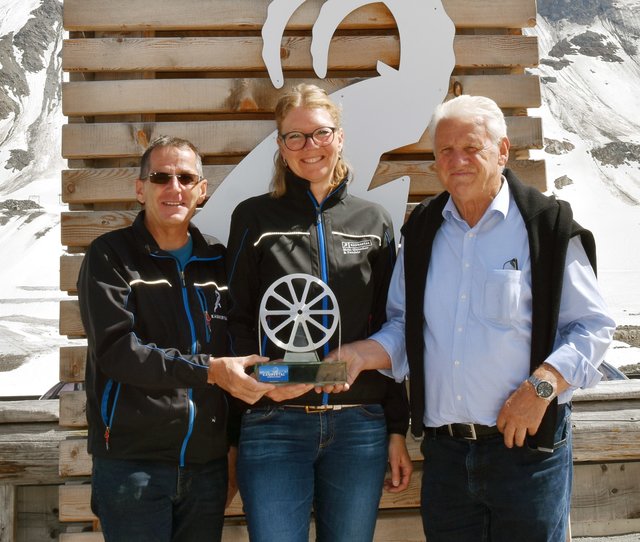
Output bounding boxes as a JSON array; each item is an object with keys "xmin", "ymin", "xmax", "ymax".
[
  {"xmin": 283, "ymin": 168, "xmax": 349, "ymax": 208},
  {"xmin": 132, "ymin": 211, "xmax": 218, "ymax": 258}
]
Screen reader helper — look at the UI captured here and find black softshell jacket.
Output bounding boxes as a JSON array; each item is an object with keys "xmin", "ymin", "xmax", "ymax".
[
  {"xmin": 78, "ymin": 212, "xmax": 230, "ymax": 464},
  {"xmin": 226, "ymin": 171, "xmax": 409, "ymax": 435}
]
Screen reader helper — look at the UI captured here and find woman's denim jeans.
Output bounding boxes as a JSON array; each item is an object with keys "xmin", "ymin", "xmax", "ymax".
[
  {"xmin": 420, "ymin": 403, "xmax": 573, "ymax": 542},
  {"xmin": 237, "ymin": 405, "xmax": 388, "ymax": 542},
  {"xmin": 91, "ymin": 455, "xmax": 228, "ymax": 542}
]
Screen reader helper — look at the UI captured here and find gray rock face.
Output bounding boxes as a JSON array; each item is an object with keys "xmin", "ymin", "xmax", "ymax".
[
  {"xmin": 537, "ymin": 0, "xmax": 617, "ymax": 24},
  {"xmin": 590, "ymin": 142, "xmax": 640, "ymax": 168},
  {"xmin": 0, "ymin": 0, "xmax": 63, "ymax": 195},
  {"xmin": 0, "ymin": 33, "xmax": 30, "ymax": 122}
]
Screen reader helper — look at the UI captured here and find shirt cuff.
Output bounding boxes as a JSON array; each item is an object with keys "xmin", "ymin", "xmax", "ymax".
[
  {"xmin": 369, "ymin": 333, "xmax": 408, "ymax": 383},
  {"xmin": 544, "ymin": 344, "xmax": 603, "ymax": 402}
]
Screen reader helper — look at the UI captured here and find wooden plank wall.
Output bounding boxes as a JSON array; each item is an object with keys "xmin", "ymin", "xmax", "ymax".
[{"xmin": 58, "ymin": 1, "xmax": 546, "ymax": 540}]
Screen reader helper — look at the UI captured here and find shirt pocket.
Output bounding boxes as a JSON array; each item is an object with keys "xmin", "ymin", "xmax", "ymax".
[{"xmin": 482, "ymin": 269, "xmax": 522, "ymax": 326}]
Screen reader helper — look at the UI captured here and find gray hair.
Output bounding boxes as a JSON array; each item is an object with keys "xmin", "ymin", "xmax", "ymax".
[
  {"xmin": 428, "ymin": 95, "xmax": 507, "ymax": 146},
  {"xmin": 139, "ymin": 135, "xmax": 204, "ymax": 180}
]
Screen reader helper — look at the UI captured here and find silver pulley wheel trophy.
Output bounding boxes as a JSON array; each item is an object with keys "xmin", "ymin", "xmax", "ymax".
[{"xmin": 255, "ymin": 273, "xmax": 347, "ymax": 384}]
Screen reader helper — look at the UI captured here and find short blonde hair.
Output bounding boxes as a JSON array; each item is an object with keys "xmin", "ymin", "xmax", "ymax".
[{"xmin": 271, "ymin": 84, "xmax": 349, "ymax": 198}]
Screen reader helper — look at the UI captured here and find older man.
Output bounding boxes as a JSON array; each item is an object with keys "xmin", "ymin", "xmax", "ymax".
[
  {"xmin": 78, "ymin": 136, "xmax": 274, "ymax": 542},
  {"xmin": 329, "ymin": 96, "xmax": 615, "ymax": 541}
]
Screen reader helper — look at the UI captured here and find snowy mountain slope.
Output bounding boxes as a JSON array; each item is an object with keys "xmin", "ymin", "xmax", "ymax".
[
  {"xmin": 525, "ymin": 0, "xmax": 640, "ymax": 330},
  {"xmin": 0, "ymin": 0, "xmax": 66, "ymax": 395}
]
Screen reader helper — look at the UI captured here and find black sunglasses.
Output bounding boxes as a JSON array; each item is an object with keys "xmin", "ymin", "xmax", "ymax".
[{"xmin": 146, "ymin": 171, "xmax": 201, "ymax": 186}]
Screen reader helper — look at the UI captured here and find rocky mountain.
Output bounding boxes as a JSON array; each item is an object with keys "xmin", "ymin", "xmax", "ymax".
[
  {"xmin": 0, "ymin": 0, "xmax": 638, "ymax": 395},
  {"xmin": 0, "ymin": 0, "xmax": 63, "ymax": 195},
  {"xmin": 534, "ymin": 0, "xmax": 640, "ymax": 205},
  {"xmin": 0, "ymin": 0, "xmax": 66, "ymax": 396}
]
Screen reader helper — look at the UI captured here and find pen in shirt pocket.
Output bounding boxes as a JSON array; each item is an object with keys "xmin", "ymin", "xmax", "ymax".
[{"xmin": 503, "ymin": 258, "xmax": 519, "ymax": 271}]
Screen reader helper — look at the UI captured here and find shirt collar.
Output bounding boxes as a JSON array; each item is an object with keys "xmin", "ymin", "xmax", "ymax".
[{"xmin": 442, "ymin": 175, "xmax": 510, "ymax": 226}]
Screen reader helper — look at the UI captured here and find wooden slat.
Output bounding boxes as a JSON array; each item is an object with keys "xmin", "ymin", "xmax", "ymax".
[
  {"xmin": 61, "ymin": 157, "xmax": 545, "ymax": 206},
  {"xmin": 59, "ymin": 391, "xmax": 87, "ymax": 428},
  {"xmin": 60, "ymin": 534, "xmax": 103, "ymax": 542},
  {"xmin": 62, "ymin": 35, "xmax": 538, "ymax": 73},
  {"xmin": 61, "ymin": 212, "xmax": 136, "ymax": 249},
  {"xmin": 0, "ymin": 423, "xmax": 84, "ymax": 486},
  {"xmin": 54, "ymin": 461, "xmax": 640, "ymax": 539},
  {"xmin": 59, "ymin": 432, "xmax": 422, "ymax": 479},
  {"xmin": 57, "ymin": 508, "xmax": 424, "ymax": 542},
  {"xmin": 59, "ymin": 161, "xmax": 544, "ymax": 250},
  {"xmin": 60, "ymin": 345, "xmax": 88, "ymax": 383},
  {"xmin": 571, "ymin": 409, "xmax": 640, "ymax": 463},
  {"xmin": 59, "ymin": 461, "xmax": 422, "ymax": 523},
  {"xmin": 57, "ymin": 512, "xmax": 425, "ymax": 542},
  {"xmin": 573, "ymin": 379, "xmax": 640, "ymax": 402},
  {"xmin": 59, "ymin": 440, "xmax": 91, "ymax": 478},
  {"xmin": 61, "ymin": 117, "xmax": 542, "ymax": 160},
  {"xmin": 62, "ymin": 78, "xmax": 347, "ymax": 117},
  {"xmin": 60, "ymin": 254, "xmax": 84, "ymax": 297},
  {"xmin": 60, "ymin": 299, "xmax": 84, "ymax": 338},
  {"xmin": 61, "ymin": 165, "xmax": 232, "ymax": 204},
  {"xmin": 0, "ymin": 485, "xmax": 16, "ymax": 541},
  {"xmin": 57, "ymin": 384, "xmax": 640, "ymax": 462},
  {"xmin": 59, "ymin": 484, "xmax": 95, "ymax": 522},
  {"xmin": 570, "ymin": 461, "xmax": 640, "ymax": 537},
  {"xmin": 398, "ymin": 116, "xmax": 542, "ymax": 154},
  {"xmin": 0, "ymin": 400, "xmax": 58, "ymax": 424},
  {"xmin": 63, "ymin": 0, "xmax": 537, "ymax": 31},
  {"xmin": 62, "ymin": 74, "xmax": 540, "ymax": 116}
]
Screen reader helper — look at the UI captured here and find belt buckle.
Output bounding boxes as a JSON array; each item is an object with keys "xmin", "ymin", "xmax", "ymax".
[
  {"xmin": 449, "ymin": 423, "xmax": 477, "ymax": 440},
  {"xmin": 305, "ymin": 405, "xmax": 331, "ymax": 413}
]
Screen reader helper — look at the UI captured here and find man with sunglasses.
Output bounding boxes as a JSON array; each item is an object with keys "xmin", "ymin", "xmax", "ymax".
[{"xmin": 77, "ymin": 136, "xmax": 275, "ymax": 542}]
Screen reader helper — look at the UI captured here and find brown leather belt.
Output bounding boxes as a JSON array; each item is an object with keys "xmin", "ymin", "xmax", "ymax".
[{"xmin": 426, "ymin": 423, "xmax": 501, "ymax": 440}]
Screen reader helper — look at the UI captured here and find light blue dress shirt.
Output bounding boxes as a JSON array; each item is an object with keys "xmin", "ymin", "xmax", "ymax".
[{"xmin": 373, "ymin": 180, "xmax": 616, "ymax": 428}]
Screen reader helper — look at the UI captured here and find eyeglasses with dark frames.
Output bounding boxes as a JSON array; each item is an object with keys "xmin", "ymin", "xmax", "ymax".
[
  {"xmin": 279, "ymin": 126, "xmax": 337, "ymax": 151},
  {"xmin": 146, "ymin": 171, "xmax": 201, "ymax": 186}
]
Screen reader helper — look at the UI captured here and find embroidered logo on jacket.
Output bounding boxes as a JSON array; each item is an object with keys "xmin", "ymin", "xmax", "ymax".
[{"xmin": 342, "ymin": 239, "xmax": 373, "ymax": 255}]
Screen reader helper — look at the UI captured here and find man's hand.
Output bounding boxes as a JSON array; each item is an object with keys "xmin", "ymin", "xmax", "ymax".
[
  {"xmin": 496, "ymin": 363, "xmax": 569, "ymax": 448},
  {"xmin": 384, "ymin": 433, "xmax": 413, "ymax": 493},
  {"xmin": 266, "ymin": 383, "xmax": 314, "ymax": 402},
  {"xmin": 315, "ymin": 339, "xmax": 391, "ymax": 394},
  {"xmin": 496, "ymin": 382, "xmax": 549, "ymax": 448},
  {"xmin": 208, "ymin": 355, "xmax": 275, "ymax": 404}
]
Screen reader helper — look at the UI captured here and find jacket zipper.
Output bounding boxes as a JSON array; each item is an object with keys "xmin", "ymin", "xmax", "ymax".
[
  {"xmin": 101, "ymin": 379, "xmax": 121, "ymax": 451},
  {"xmin": 309, "ymin": 191, "xmax": 335, "ymax": 407},
  {"xmin": 195, "ymin": 287, "xmax": 212, "ymax": 342},
  {"xmin": 149, "ymin": 253, "xmax": 200, "ymax": 467},
  {"xmin": 175, "ymin": 254, "xmax": 222, "ymax": 467}
]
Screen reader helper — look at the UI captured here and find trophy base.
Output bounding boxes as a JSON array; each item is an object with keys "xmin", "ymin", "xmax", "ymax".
[{"xmin": 255, "ymin": 360, "xmax": 347, "ymax": 385}]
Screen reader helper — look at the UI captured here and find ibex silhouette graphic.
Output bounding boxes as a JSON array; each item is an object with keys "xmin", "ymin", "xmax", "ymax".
[{"xmin": 193, "ymin": 0, "xmax": 455, "ymax": 244}]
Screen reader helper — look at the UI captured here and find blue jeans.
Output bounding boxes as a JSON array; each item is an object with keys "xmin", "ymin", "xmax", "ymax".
[
  {"xmin": 91, "ymin": 456, "xmax": 228, "ymax": 542},
  {"xmin": 237, "ymin": 405, "xmax": 388, "ymax": 542},
  {"xmin": 420, "ymin": 404, "xmax": 573, "ymax": 542}
]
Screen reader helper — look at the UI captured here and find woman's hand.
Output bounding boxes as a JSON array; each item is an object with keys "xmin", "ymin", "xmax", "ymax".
[
  {"xmin": 384, "ymin": 433, "xmax": 413, "ymax": 493},
  {"xmin": 266, "ymin": 383, "xmax": 314, "ymax": 402}
]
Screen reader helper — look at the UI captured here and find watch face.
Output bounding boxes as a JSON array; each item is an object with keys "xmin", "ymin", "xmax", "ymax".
[{"xmin": 536, "ymin": 381, "xmax": 554, "ymax": 398}]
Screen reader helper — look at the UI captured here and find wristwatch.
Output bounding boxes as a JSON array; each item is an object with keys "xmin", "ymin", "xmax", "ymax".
[{"xmin": 527, "ymin": 375, "xmax": 556, "ymax": 400}]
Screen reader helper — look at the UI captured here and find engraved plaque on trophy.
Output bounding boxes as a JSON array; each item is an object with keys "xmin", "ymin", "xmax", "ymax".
[{"xmin": 255, "ymin": 273, "xmax": 347, "ymax": 385}]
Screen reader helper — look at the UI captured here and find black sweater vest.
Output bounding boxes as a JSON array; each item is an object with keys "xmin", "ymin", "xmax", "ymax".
[{"xmin": 401, "ymin": 169, "xmax": 596, "ymax": 450}]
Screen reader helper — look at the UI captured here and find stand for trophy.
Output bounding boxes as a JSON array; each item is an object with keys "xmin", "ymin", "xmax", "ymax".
[{"xmin": 255, "ymin": 273, "xmax": 347, "ymax": 384}]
